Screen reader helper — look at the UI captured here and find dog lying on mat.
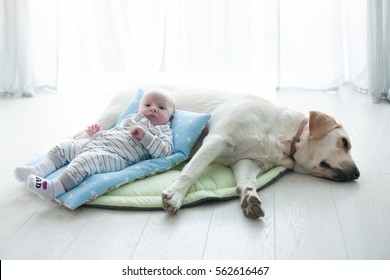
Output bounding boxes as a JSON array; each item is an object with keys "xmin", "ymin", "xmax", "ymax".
[{"xmin": 81, "ymin": 86, "xmax": 359, "ymax": 219}]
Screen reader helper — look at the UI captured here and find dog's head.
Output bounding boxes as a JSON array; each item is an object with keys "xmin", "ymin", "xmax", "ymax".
[{"xmin": 293, "ymin": 111, "xmax": 360, "ymax": 182}]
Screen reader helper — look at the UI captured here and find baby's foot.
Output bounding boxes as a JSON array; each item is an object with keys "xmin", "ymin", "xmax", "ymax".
[
  {"xmin": 15, "ymin": 166, "xmax": 45, "ymax": 182},
  {"xmin": 15, "ymin": 159, "xmax": 56, "ymax": 182},
  {"xmin": 27, "ymin": 176, "xmax": 65, "ymax": 200}
]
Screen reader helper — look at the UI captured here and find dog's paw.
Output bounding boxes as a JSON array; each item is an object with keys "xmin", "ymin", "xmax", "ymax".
[
  {"xmin": 161, "ymin": 189, "xmax": 184, "ymax": 214},
  {"xmin": 241, "ymin": 194, "xmax": 264, "ymax": 219}
]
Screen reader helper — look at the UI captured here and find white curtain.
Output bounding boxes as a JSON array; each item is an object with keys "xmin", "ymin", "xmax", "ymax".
[
  {"xmin": 57, "ymin": 0, "xmax": 264, "ymax": 93},
  {"xmin": 277, "ymin": 0, "xmax": 390, "ymax": 102},
  {"xmin": 59, "ymin": 0, "xmax": 165, "ymax": 74},
  {"xmin": 163, "ymin": 0, "xmax": 263, "ymax": 72},
  {"xmin": 1, "ymin": 0, "xmax": 389, "ymax": 101},
  {"xmin": 0, "ymin": 0, "xmax": 58, "ymax": 97},
  {"xmin": 367, "ymin": 0, "xmax": 390, "ymax": 102}
]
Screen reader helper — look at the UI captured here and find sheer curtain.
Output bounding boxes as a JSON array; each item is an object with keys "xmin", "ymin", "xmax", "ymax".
[
  {"xmin": 2, "ymin": 0, "xmax": 265, "ymax": 97},
  {"xmin": 0, "ymin": 0, "xmax": 58, "ymax": 97},
  {"xmin": 367, "ymin": 0, "xmax": 390, "ymax": 102},
  {"xmin": 277, "ymin": 0, "xmax": 390, "ymax": 102},
  {"xmin": 163, "ymin": 0, "xmax": 263, "ymax": 72},
  {"xmin": 57, "ymin": 0, "xmax": 265, "ymax": 94},
  {"xmin": 59, "ymin": 0, "xmax": 165, "ymax": 74},
  {"xmin": 1, "ymin": 0, "xmax": 389, "ymax": 101}
]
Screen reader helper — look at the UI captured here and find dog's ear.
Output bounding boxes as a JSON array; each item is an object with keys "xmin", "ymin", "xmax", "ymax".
[{"xmin": 309, "ymin": 111, "xmax": 342, "ymax": 139}]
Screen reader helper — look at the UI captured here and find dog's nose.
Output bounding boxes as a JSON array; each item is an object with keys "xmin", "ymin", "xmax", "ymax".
[
  {"xmin": 353, "ymin": 167, "xmax": 360, "ymax": 180},
  {"xmin": 336, "ymin": 165, "xmax": 360, "ymax": 182}
]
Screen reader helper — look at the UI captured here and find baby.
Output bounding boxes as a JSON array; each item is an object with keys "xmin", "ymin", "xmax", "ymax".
[{"xmin": 15, "ymin": 88, "xmax": 175, "ymax": 200}]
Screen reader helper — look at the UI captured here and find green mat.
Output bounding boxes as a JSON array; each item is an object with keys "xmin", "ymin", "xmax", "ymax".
[{"xmin": 85, "ymin": 163, "xmax": 288, "ymax": 210}]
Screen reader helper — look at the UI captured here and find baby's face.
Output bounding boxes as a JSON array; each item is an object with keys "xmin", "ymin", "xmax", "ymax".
[{"xmin": 138, "ymin": 91, "xmax": 175, "ymax": 126}]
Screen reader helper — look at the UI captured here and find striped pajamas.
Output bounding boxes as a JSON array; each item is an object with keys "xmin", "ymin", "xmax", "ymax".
[{"xmin": 48, "ymin": 114, "xmax": 173, "ymax": 190}]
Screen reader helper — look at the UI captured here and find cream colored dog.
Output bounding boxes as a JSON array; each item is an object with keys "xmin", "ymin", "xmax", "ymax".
[{"xmin": 86, "ymin": 85, "xmax": 360, "ymax": 219}]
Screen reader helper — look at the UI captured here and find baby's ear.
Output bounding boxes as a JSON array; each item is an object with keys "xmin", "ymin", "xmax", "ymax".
[{"xmin": 169, "ymin": 114, "xmax": 174, "ymax": 122}]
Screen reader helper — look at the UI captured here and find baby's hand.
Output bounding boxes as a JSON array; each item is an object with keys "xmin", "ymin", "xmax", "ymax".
[
  {"xmin": 86, "ymin": 123, "xmax": 102, "ymax": 137},
  {"xmin": 130, "ymin": 126, "xmax": 146, "ymax": 140}
]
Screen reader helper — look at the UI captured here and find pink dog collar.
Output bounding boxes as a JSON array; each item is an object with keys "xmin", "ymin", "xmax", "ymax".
[{"xmin": 289, "ymin": 118, "xmax": 308, "ymax": 159}]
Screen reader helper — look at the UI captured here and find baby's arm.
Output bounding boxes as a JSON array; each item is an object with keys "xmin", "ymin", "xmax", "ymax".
[
  {"xmin": 138, "ymin": 127, "xmax": 173, "ymax": 158},
  {"xmin": 86, "ymin": 123, "xmax": 102, "ymax": 137}
]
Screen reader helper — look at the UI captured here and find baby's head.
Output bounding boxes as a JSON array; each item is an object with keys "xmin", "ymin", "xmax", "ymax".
[{"xmin": 138, "ymin": 88, "xmax": 175, "ymax": 126}]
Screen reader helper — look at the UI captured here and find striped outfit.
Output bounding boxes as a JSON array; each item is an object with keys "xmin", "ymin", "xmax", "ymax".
[{"xmin": 47, "ymin": 114, "xmax": 173, "ymax": 190}]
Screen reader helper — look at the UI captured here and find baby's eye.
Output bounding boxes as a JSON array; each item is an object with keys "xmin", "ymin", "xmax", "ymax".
[{"xmin": 159, "ymin": 106, "xmax": 166, "ymax": 110}]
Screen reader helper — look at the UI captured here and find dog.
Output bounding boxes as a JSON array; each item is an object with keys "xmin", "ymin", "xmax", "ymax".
[{"xmin": 85, "ymin": 85, "xmax": 360, "ymax": 219}]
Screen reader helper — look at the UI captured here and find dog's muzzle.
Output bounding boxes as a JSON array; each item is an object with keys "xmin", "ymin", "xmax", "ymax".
[{"xmin": 333, "ymin": 165, "xmax": 360, "ymax": 182}]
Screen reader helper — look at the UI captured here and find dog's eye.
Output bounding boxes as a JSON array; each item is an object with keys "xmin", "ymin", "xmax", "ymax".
[
  {"xmin": 320, "ymin": 161, "xmax": 331, "ymax": 169},
  {"xmin": 342, "ymin": 137, "xmax": 349, "ymax": 148}
]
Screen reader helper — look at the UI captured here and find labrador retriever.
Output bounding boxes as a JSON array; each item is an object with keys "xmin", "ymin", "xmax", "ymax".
[{"xmin": 85, "ymin": 85, "xmax": 360, "ymax": 219}]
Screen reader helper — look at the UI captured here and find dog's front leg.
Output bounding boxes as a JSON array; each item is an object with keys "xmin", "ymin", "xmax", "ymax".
[
  {"xmin": 231, "ymin": 159, "xmax": 264, "ymax": 219},
  {"xmin": 162, "ymin": 135, "xmax": 227, "ymax": 214}
]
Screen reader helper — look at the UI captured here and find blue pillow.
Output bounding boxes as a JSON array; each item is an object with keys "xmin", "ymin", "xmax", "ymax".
[
  {"xmin": 52, "ymin": 88, "xmax": 211, "ymax": 209},
  {"xmin": 116, "ymin": 89, "xmax": 144, "ymax": 125}
]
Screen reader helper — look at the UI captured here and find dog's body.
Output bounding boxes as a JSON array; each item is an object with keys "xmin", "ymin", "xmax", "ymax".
[{"xmin": 87, "ymin": 86, "xmax": 359, "ymax": 219}]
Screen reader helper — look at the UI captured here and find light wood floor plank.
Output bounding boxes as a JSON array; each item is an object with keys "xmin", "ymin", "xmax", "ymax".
[
  {"xmin": 202, "ymin": 188, "xmax": 275, "ymax": 259},
  {"xmin": 61, "ymin": 209, "xmax": 152, "ymax": 260},
  {"xmin": 274, "ymin": 174, "xmax": 348, "ymax": 259},
  {"xmin": 130, "ymin": 206, "xmax": 214, "ymax": 260},
  {"xmin": 0, "ymin": 202, "xmax": 89, "ymax": 259}
]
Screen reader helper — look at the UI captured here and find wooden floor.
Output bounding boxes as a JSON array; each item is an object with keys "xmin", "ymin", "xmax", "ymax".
[{"xmin": 1, "ymin": 86, "xmax": 389, "ymax": 260}]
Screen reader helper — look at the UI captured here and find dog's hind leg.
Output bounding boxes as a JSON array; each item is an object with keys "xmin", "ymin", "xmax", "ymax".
[
  {"xmin": 162, "ymin": 135, "xmax": 227, "ymax": 214},
  {"xmin": 231, "ymin": 159, "xmax": 264, "ymax": 219}
]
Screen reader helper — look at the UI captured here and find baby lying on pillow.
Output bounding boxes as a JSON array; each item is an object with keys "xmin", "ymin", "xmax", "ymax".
[{"xmin": 15, "ymin": 88, "xmax": 175, "ymax": 200}]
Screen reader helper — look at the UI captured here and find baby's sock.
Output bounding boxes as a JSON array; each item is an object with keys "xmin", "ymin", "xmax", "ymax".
[
  {"xmin": 14, "ymin": 158, "xmax": 56, "ymax": 182},
  {"xmin": 27, "ymin": 176, "xmax": 65, "ymax": 200}
]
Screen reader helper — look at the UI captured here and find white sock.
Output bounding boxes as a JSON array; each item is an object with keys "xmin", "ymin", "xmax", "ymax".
[
  {"xmin": 14, "ymin": 158, "xmax": 56, "ymax": 182},
  {"xmin": 27, "ymin": 176, "xmax": 65, "ymax": 200}
]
